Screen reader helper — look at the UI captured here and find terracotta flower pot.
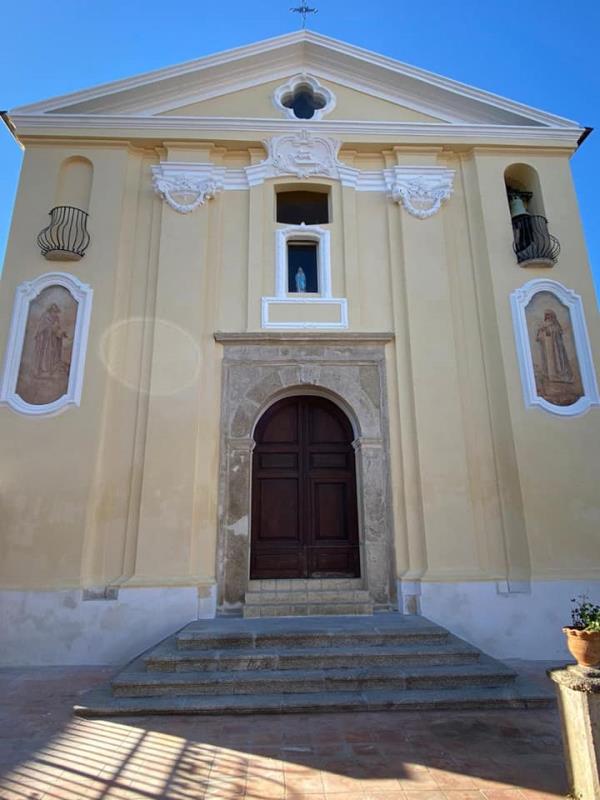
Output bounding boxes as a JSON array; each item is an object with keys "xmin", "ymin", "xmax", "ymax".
[{"xmin": 563, "ymin": 626, "xmax": 600, "ymax": 668}]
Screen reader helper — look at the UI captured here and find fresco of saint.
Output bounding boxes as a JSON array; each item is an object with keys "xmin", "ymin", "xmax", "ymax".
[
  {"xmin": 33, "ymin": 303, "xmax": 69, "ymax": 377},
  {"xmin": 535, "ymin": 309, "xmax": 572, "ymax": 383},
  {"xmin": 525, "ymin": 291, "xmax": 584, "ymax": 407},
  {"xmin": 15, "ymin": 286, "xmax": 78, "ymax": 405}
]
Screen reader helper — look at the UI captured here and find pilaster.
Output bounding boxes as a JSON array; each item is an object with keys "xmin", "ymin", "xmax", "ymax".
[
  {"xmin": 127, "ymin": 151, "xmax": 212, "ymax": 585},
  {"xmin": 246, "ymin": 147, "xmax": 267, "ymax": 330},
  {"xmin": 393, "ymin": 148, "xmax": 482, "ymax": 580}
]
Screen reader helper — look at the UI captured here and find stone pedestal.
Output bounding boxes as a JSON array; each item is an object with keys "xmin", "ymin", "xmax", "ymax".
[{"xmin": 549, "ymin": 665, "xmax": 600, "ymax": 800}]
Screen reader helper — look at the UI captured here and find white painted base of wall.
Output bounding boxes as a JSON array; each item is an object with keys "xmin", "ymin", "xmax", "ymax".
[
  {"xmin": 3, "ymin": 580, "xmax": 597, "ymax": 665},
  {"xmin": 403, "ymin": 579, "xmax": 600, "ymax": 661},
  {"xmin": 0, "ymin": 585, "xmax": 217, "ymax": 666}
]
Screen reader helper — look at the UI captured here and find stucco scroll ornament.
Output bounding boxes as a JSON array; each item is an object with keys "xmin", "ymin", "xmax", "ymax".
[
  {"xmin": 151, "ymin": 168, "xmax": 224, "ymax": 214},
  {"xmin": 266, "ymin": 129, "xmax": 341, "ymax": 179},
  {"xmin": 386, "ymin": 168, "xmax": 454, "ymax": 219}
]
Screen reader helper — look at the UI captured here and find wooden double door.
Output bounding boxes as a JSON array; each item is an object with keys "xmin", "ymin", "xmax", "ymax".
[{"xmin": 250, "ymin": 395, "xmax": 360, "ymax": 579}]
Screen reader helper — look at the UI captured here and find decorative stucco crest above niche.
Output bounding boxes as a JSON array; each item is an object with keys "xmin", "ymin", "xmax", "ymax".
[
  {"xmin": 151, "ymin": 136, "xmax": 455, "ymax": 220},
  {"xmin": 151, "ymin": 164, "xmax": 224, "ymax": 213},
  {"xmin": 266, "ymin": 129, "xmax": 341, "ymax": 179},
  {"xmin": 272, "ymin": 74, "xmax": 336, "ymax": 121},
  {"xmin": 385, "ymin": 166, "xmax": 454, "ymax": 219}
]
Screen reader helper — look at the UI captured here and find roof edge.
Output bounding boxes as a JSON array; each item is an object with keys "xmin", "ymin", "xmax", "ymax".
[
  {"xmin": 7, "ymin": 113, "xmax": 585, "ymax": 149},
  {"xmin": 10, "ymin": 30, "xmax": 581, "ymax": 130}
]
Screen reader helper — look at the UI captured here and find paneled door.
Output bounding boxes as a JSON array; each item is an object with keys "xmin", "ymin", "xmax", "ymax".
[{"xmin": 250, "ymin": 395, "xmax": 360, "ymax": 579}]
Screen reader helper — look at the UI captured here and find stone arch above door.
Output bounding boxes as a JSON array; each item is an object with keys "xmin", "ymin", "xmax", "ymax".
[{"xmin": 214, "ymin": 332, "xmax": 396, "ymax": 613}]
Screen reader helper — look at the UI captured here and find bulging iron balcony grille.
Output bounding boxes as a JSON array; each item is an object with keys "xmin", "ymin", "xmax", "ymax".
[
  {"xmin": 37, "ymin": 206, "xmax": 90, "ymax": 261},
  {"xmin": 511, "ymin": 213, "xmax": 560, "ymax": 267}
]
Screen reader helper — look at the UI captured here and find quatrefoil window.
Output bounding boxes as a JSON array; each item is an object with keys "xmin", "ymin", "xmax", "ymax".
[
  {"xmin": 273, "ymin": 75, "xmax": 335, "ymax": 121},
  {"xmin": 282, "ymin": 84, "xmax": 325, "ymax": 119}
]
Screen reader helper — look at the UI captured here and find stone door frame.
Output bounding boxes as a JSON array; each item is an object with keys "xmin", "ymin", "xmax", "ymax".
[{"xmin": 214, "ymin": 332, "xmax": 396, "ymax": 613}]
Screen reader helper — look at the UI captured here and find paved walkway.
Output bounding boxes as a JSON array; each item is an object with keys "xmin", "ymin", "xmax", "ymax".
[{"xmin": 0, "ymin": 665, "xmax": 567, "ymax": 800}]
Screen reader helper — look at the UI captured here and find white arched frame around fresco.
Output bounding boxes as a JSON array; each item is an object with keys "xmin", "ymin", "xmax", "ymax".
[
  {"xmin": 510, "ymin": 278, "xmax": 599, "ymax": 417},
  {"xmin": 0, "ymin": 271, "xmax": 93, "ymax": 416}
]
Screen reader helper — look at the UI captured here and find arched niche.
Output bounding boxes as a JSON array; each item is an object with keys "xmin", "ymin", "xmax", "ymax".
[
  {"xmin": 504, "ymin": 163, "xmax": 560, "ymax": 267},
  {"xmin": 37, "ymin": 158, "xmax": 94, "ymax": 262},
  {"xmin": 56, "ymin": 156, "xmax": 93, "ymax": 212},
  {"xmin": 504, "ymin": 163, "xmax": 545, "ymax": 217}
]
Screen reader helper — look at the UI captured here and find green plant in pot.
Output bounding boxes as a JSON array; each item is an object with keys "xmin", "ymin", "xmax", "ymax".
[{"xmin": 563, "ymin": 595, "xmax": 600, "ymax": 668}]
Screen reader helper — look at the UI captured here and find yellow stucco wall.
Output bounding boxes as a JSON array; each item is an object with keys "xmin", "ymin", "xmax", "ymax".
[
  {"xmin": 1, "ymin": 86, "xmax": 599, "ymax": 595},
  {"xmin": 159, "ymin": 79, "xmax": 443, "ymax": 123}
]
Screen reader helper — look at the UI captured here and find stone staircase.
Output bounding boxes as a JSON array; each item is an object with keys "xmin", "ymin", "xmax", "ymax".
[
  {"xmin": 243, "ymin": 578, "xmax": 373, "ymax": 617},
  {"xmin": 75, "ymin": 613, "xmax": 554, "ymax": 716}
]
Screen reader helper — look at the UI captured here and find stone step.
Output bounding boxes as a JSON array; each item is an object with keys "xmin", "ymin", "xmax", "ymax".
[
  {"xmin": 247, "ymin": 579, "xmax": 364, "ymax": 591},
  {"xmin": 243, "ymin": 601, "xmax": 374, "ymax": 618},
  {"xmin": 176, "ymin": 615, "xmax": 449, "ymax": 651},
  {"xmin": 75, "ymin": 678, "xmax": 555, "ymax": 717},
  {"xmin": 144, "ymin": 640, "xmax": 482, "ymax": 673},
  {"xmin": 74, "ymin": 614, "xmax": 555, "ymax": 717},
  {"xmin": 112, "ymin": 660, "xmax": 515, "ymax": 698},
  {"xmin": 244, "ymin": 589, "xmax": 372, "ymax": 604}
]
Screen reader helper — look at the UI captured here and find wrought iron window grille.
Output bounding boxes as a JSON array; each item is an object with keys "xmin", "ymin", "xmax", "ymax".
[
  {"xmin": 37, "ymin": 206, "xmax": 90, "ymax": 261},
  {"xmin": 511, "ymin": 212, "xmax": 560, "ymax": 267}
]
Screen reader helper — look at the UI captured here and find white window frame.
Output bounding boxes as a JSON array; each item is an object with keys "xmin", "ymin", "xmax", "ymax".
[
  {"xmin": 510, "ymin": 278, "xmax": 599, "ymax": 417},
  {"xmin": 262, "ymin": 224, "xmax": 347, "ymax": 329},
  {"xmin": 275, "ymin": 225, "xmax": 331, "ymax": 299},
  {"xmin": 0, "ymin": 271, "xmax": 93, "ymax": 416},
  {"xmin": 272, "ymin": 74, "xmax": 336, "ymax": 121}
]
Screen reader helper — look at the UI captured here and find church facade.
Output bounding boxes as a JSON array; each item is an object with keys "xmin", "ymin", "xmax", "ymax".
[{"xmin": 1, "ymin": 31, "xmax": 599, "ymax": 666}]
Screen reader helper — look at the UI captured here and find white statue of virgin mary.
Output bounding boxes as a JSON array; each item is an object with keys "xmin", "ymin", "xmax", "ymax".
[{"xmin": 295, "ymin": 267, "xmax": 307, "ymax": 293}]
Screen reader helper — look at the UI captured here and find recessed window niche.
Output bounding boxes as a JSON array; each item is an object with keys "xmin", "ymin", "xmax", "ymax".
[
  {"xmin": 277, "ymin": 188, "xmax": 330, "ymax": 225},
  {"xmin": 261, "ymin": 225, "xmax": 347, "ymax": 329},
  {"xmin": 288, "ymin": 241, "xmax": 318, "ymax": 293},
  {"xmin": 38, "ymin": 157, "xmax": 93, "ymax": 261},
  {"xmin": 504, "ymin": 163, "xmax": 560, "ymax": 267}
]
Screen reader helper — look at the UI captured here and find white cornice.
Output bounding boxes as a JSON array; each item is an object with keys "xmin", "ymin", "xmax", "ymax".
[
  {"xmin": 12, "ymin": 32, "xmax": 310, "ymax": 115},
  {"xmin": 301, "ymin": 33, "xmax": 579, "ymax": 128},
  {"xmin": 10, "ymin": 30, "xmax": 580, "ymax": 130},
  {"xmin": 10, "ymin": 114, "xmax": 584, "ymax": 148}
]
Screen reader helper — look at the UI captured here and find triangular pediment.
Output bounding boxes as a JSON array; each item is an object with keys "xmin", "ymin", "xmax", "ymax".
[
  {"xmin": 9, "ymin": 31, "xmax": 580, "ymax": 131},
  {"xmin": 155, "ymin": 78, "xmax": 446, "ymax": 124}
]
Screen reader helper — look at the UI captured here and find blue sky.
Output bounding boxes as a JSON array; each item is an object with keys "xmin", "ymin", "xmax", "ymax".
[{"xmin": 1, "ymin": 0, "xmax": 599, "ymax": 303}]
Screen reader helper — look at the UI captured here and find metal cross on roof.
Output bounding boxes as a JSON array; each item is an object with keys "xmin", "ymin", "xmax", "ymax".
[{"xmin": 290, "ymin": 1, "xmax": 318, "ymax": 28}]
